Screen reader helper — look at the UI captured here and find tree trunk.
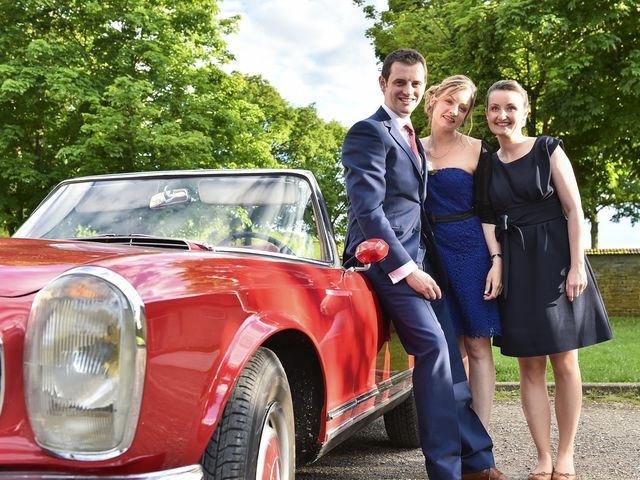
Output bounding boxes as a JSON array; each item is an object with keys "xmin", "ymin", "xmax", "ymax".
[{"xmin": 589, "ymin": 213, "xmax": 599, "ymax": 249}]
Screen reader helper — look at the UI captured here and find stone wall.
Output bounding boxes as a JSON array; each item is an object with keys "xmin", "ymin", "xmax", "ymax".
[{"xmin": 586, "ymin": 249, "xmax": 640, "ymax": 317}]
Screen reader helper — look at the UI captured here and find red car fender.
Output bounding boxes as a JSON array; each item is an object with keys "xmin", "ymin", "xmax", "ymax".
[{"xmin": 185, "ymin": 311, "xmax": 324, "ymax": 462}]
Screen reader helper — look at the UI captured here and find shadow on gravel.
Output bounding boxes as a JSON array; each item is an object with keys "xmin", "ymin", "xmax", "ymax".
[
  {"xmin": 296, "ymin": 418, "xmax": 427, "ymax": 480},
  {"xmin": 295, "ymin": 399, "xmax": 640, "ymax": 480}
]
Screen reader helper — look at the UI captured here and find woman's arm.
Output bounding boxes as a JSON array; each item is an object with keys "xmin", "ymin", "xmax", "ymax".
[
  {"xmin": 482, "ymin": 223, "xmax": 503, "ymax": 300},
  {"xmin": 550, "ymin": 145, "xmax": 587, "ymax": 302},
  {"xmin": 474, "ymin": 140, "xmax": 502, "ymax": 299}
]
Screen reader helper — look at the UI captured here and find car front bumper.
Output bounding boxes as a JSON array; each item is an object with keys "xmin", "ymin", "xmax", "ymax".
[{"xmin": 0, "ymin": 464, "xmax": 202, "ymax": 480}]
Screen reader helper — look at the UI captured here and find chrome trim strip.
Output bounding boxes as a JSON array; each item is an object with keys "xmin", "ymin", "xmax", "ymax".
[
  {"xmin": 0, "ymin": 337, "xmax": 4, "ymax": 416},
  {"xmin": 0, "ymin": 464, "xmax": 203, "ymax": 480},
  {"xmin": 306, "ymin": 175, "xmax": 340, "ymax": 268},
  {"xmin": 318, "ymin": 385, "xmax": 413, "ymax": 458},
  {"xmin": 326, "ymin": 369, "xmax": 413, "ymax": 421},
  {"xmin": 325, "ymin": 399, "xmax": 358, "ymax": 421},
  {"xmin": 213, "ymin": 246, "xmax": 333, "ymax": 267}
]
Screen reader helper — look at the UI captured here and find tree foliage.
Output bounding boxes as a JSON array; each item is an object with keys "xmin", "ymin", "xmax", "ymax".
[
  {"xmin": 357, "ymin": 0, "xmax": 640, "ymax": 247},
  {"xmin": 0, "ymin": 0, "xmax": 347, "ymax": 236}
]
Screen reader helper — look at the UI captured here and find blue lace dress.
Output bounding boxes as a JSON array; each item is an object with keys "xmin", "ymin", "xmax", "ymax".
[{"xmin": 425, "ymin": 167, "xmax": 501, "ymax": 338}]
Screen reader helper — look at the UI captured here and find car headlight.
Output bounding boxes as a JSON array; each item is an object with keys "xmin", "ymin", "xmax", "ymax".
[{"xmin": 24, "ymin": 266, "xmax": 146, "ymax": 461}]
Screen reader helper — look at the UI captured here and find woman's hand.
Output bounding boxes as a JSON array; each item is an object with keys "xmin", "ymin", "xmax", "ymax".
[
  {"xmin": 484, "ymin": 261, "xmax": 503, "ymax": 300},
  {"xmin": 566, "ymin": 265, "xmax": 587, "ymax": 302}
]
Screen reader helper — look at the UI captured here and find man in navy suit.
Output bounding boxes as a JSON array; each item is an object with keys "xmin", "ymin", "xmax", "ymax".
[{"xmin": 342, "ymin": 48, "xmax": 507, "ymax": 480}]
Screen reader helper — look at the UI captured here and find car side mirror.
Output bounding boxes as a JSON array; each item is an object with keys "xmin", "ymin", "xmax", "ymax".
[{"xmin": 350, "ymin": 238, "xmax": 389, "ymax": 272}]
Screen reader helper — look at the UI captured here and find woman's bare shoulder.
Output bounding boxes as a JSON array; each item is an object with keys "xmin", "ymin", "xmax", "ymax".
[{"xmin": 461, "ymin": 135, "xmax": 483, "ymax": 157}]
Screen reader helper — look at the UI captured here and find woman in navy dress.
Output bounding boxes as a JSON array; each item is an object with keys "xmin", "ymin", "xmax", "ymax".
[
  {"xmin": 420, "ymin": 75, "xmax": 502, "ymax": 428},
  {"xmin": 482, "ymin": 80, "xmax": 612, "ymax": 480}
]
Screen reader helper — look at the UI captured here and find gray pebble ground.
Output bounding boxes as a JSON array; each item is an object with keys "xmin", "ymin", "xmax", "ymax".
[{"xmin": 296, "ymin": 398, "xmax": 640, "ymax": 480}]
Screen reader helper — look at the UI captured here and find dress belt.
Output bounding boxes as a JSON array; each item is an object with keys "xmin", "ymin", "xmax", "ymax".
[
  {"xmin": 496, "ymin": 215, "xmax": 526, "ymax": 250},
  {"xmin": 495, "ymin": 215, "xmax": 524, "ymax": 300},
  {"xmin": 428, "ymin": 210, "xmax": 474, "ymax": 224},
  {"xmin": 495, "ymin": 197, "xmax": 564, "ymax": 299}
]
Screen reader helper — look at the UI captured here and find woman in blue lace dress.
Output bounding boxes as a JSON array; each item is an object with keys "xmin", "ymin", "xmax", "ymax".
[{"xmin": 420, "ymin": 75, "xmax": 502, "ymax": 428}]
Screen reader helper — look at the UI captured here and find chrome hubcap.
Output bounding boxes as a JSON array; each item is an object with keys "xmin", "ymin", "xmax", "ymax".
[{"xmin": 256, "ymin": 402, "xmax": 290, "ymax": 480}]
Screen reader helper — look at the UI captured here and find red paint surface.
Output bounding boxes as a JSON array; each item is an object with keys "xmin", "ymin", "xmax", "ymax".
[{"xmin": 0, "ymin": 237, "xmax": 410, "ymax": 473}]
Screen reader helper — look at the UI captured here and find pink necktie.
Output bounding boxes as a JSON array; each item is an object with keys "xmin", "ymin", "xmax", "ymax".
[{"xmin": 404, "ymin": 124, "xmax": 421, "ymax": 161}]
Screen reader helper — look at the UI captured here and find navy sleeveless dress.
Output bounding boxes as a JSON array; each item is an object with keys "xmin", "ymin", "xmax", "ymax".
[
  {"xmin": 488, "ymin": 136, "xmax": 612, "ymax": 357},
  {"xmin": 425, "ymin": 166, "xmax": 501, "ymax": 338}
]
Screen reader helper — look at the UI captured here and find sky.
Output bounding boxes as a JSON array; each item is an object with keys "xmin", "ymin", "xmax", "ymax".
[{"xmin": 218, "ymin": 0, "xmax": 638, "ymax": 249}]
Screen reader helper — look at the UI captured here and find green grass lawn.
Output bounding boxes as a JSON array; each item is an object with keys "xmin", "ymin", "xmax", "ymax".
[{"xmin": 494, "ymin": 317, "xmax": 639, "ymax": 383}]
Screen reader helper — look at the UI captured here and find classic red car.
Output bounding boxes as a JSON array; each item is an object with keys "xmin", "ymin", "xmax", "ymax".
[{"xmin": 0, "ymin": 169, "xmax": 418, "ymax": 479}]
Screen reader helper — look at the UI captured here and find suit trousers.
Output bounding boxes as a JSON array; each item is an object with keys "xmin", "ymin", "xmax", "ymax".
[{"xmin": 366, "ymin": 260, "xmax": 494, "ymax": 479}]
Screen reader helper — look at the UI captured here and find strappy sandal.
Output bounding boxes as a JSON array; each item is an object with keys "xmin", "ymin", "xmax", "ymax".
[
  {"xmin": 528, "ymin": 472, "xmax": 552, "ymax": 480},
  {"xmin": 551, "ymin": 471, "xmax": 576, "ymax": 480}
]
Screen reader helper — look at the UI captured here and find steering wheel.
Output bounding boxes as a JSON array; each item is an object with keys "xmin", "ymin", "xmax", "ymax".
[{"xmin": 219, "ymin": 231, "xmax": 294, "ymax": 256}]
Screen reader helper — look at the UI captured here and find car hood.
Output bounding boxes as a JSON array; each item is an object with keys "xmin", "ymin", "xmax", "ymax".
[{"xmin": 0, "ymin": 238, "xmax": 157, "ymax": 297}]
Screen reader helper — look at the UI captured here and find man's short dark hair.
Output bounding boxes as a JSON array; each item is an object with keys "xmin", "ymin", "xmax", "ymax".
[{"xmin": 380, "ymin": 49, "xmax": 427, "ymax": 81}]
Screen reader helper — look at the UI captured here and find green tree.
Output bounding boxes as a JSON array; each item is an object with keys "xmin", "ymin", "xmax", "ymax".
[
  {"xmin": 0, "ymin": 1, "xmax": 347, "ymax": 237},
  {"xmin": 356, "ymin": 0, "xmax": 640, "ymax": 247},
  {"xmin": 278, "ymin": 106, "xmax": 348, "ymax": 236},
  {"xmin": 241, "ymin": 75, "xmax": 348, "ymax": 237},
  {"xmin": 0, "ymin": 0, "xmax": 236, "ymax": 233}
]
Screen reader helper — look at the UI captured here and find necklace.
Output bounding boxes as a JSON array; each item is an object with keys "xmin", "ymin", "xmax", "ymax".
[{"xmin": 426, "ymin": 132, "xmax": 461, "ymax": 159}]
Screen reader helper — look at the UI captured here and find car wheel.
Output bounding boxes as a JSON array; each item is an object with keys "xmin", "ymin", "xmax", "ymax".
[
  {"xmin": 201, "ymin": 347, "xmax": 295, "ymax": 480},
  {"xmin": 383, "ymin": 391, "xmax": 421, "ymax": 448}
]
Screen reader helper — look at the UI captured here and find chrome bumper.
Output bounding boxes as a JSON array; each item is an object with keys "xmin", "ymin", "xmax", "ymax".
[{"xmin": 0, "ymin": 464, "xmax": 202, "ymax": 480}]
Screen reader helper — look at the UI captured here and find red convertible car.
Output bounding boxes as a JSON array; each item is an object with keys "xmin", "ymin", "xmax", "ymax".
[{"xmin": 0, "ymin": 169, "xmax": 419, "ymax": 479}]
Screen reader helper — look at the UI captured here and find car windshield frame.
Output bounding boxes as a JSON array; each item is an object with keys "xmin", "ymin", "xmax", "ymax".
[{"xmin": 15, "ymin": 170, "xmax": 339, "ymax": 266}]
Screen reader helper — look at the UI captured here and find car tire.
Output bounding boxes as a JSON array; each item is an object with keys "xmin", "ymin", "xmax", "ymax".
[
  {"xmin": 383, "ymin": 391, "xmax": 421, "ymax": 448},
  {"xmin": 201, "ymin": 347, "xmax": 295, "ymax": 480}
]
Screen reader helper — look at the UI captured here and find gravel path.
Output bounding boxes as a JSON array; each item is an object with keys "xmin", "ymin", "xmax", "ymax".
[{"xmin": 296, "ymin": 399, "xmax": 640, "ymax": 479}]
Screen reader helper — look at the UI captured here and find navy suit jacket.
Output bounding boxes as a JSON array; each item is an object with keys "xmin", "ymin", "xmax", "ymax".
[{"xmin": 343, "ymin": 107, "xmax": 445, "ymax": 286}]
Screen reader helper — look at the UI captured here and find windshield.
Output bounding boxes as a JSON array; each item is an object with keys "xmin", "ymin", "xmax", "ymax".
[{"xmin": 15, "ymin": 173, "xmax": 326, "ymax": 261}]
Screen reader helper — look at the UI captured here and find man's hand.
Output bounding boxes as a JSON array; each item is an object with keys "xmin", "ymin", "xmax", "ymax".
[{"xmin": 405, "ymin": 269, "xmax": 442, "ymax": 300}]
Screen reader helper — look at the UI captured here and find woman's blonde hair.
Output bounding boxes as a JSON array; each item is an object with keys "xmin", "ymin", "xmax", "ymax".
[{"xmin": 424, "ymin": 74, "xmax": 477, "ymax": 132}]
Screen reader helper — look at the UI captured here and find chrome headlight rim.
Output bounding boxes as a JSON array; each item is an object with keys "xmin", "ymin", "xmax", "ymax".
[
  {"xmin": 0, "ymin": 338, "xmax": 4, "ymax": 418},
  {"xmin": 25, "ymin": 266, "xmax": 147, "ymax": 461}
]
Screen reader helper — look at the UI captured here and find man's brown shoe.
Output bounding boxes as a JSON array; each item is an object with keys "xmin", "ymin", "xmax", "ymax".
[{"xmin": 462, "ymin": 467, "xmax": 508, "ymax": 480}]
